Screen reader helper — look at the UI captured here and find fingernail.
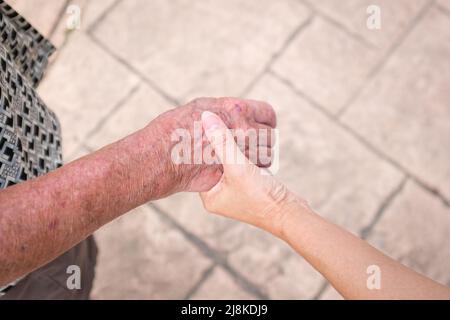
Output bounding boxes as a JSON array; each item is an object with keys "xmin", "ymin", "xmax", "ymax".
[{"xmin": 201, "ymin": 111, "xmax": 220, "ymax": 132}]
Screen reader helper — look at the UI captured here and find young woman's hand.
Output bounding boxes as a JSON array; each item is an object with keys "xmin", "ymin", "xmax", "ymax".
[
  {"xmin": 199, "ymin": 111, "xmax": 306, "ymax": 237},
  {"xmin": 199, "ymin": 111, "xmax": 450, "ymax": 300}
]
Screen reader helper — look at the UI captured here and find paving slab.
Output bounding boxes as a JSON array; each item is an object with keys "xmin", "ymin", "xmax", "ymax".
[
  {"xmin": 367, "ymin": 181, "xmax": 450, "ymax": 286},
  {"xmin": 190, "ymin": 267, "xmax": 256, "ymax": 300},
  {"xmin": 308, "ymin": 0, "xmax": 429, "ymax": 50},
  {"xmin": 247, "ymin": 74, "xmax": 403, "ymax": 233},
  {"xmin": 341, "ymin": 7, "xmax": 450, "ymax": 201},
  {"xmin": 49, "ymin": 0, "xmax": 116, "ymax": 49},
  {"xmin": 12, "ymin": 0, "xmax": 449, "ymax": 300},
  {"xmin": 319, "ymin": 285, "xmax": 343, "ymax": 300},
  {"xmin": 82, "ymin": 0, "xmax": 117, "ymax": 29},
  {"xmin": 87, "ymin": 84, "xmax": 173, "ymax": 150},
  {"xmin": 157, "ymin": 71, "xmax": 403, "ymax": 261},
  {"xmin": 155, "ymin": 192, "xmax": 322, "ymax": 298},
  {"xmin": 272, "ymin": 16, "xmax": 378, "ymax": 114},
  {"xmin": 92, "ymin": 204, "xmax": 212, "ymax": 299},
  {"xmin": 38, "ymin": 32, "xmax": 139, "ymax": 159},
  {"xmin": 224, "ymin": 73, "xmax": 403, "ymax": 299},
  {"xmin": 437, "ymin": 0, "xmax": 450, "ymax": 12},
  {"xmin": 6, "ymin": 0, "xmax": 66, "ymax": 37},
  {"xmin": 92, "ymin": 0, "xmax": 311, "ymax": 101},
  {"xmin": 157, "ymin": 72, "xmax": 403, "ymax": 298},
  {"xmin": 227, "ymin": 225, "xmax": 324, "ymax": 299},
  {"xmin": 154, "ymin": 193, "xmax": 242, "ymax": 255}
]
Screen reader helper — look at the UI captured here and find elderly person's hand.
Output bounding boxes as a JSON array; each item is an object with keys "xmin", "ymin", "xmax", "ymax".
[
  {"xmin": 150, "ymin": 98, "xmax": 277, "ymax": 194},
  {"xmin": 0, "ymin": 96, "xmax": 276, "ymax": 287}
]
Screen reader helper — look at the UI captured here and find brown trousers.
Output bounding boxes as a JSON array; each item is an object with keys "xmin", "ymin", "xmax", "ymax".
[{"xmin": 2, "ymin": 236, "xmax": 97, "ymax": 300}]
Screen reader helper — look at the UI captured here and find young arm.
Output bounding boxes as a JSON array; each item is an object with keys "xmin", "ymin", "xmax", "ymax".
[
  {"xmin": 0, "ymin": 98, "xmax": 277, "ymax": 286},
  {"xmin": 199, "ymin": 111, "xmax": 450, "ymax": 300},
  {"xmin": 280, "ymin": 198, "xmax": 450, "ymax": 299}
]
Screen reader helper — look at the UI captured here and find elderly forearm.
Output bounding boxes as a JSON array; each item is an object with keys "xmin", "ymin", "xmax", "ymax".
[
  {"xmin": 0, "ymin": 97, "xmax": 277, "ymax": 286},
  {"xmin": 0, "ymin": 121, "xmax": 174, "ymax": 286}
]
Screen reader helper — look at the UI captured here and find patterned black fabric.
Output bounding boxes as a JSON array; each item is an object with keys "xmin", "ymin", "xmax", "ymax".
[
  {"xmin": 0, "ymin": 0, "xmax": 55, "ymax": 87},
  {"xmin": 0, "ymin": 2, "xmax": 62, "ymax": 189},
  {"xmin": 0, "ymin": 1, "xmax": 64, "ymax": 294}
]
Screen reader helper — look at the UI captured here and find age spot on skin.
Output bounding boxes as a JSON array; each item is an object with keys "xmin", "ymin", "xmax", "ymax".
[
  {"xmin": 48, "ymin": 218, "xmax": 59, "ymax": 230},
  {"xmin": 233, "ymin": 104, "xmax": 243, "ymax": 113}
]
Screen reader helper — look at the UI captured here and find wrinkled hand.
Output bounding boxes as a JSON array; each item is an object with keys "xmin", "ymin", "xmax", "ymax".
[
  {"xmin": 149, "ymin": 97, "xmax": 277, "ymax": 193},
  {"xmin": 198, "ymin": 111, "xmax": 303, "ymax": 236}
]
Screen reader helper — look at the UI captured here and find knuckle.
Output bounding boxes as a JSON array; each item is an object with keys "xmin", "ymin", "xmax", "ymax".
[
  {"xmin": 189, "ymin": 97, "xmax": 203, "ymax": 106},
  {"xmin": 220, "ymin": 98, "xmax": 249, "ymax": 111}
]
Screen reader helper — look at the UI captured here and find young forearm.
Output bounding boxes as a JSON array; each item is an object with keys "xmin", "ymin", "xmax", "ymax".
[
  {"xmin": 0, "ymin": 123, "xmax": 174, "ymax": 286},
  {"xmin": 279, "ymin": 195, "xmax": 450, "ymax": 299},
  {"xmin": 195, "ymin": 110, "xmax": 448, "ymax": 299}
]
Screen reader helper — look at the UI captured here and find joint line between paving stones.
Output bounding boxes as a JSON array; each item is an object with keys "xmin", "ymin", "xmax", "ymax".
[
  {"xmin": 148, "ymin": 203, "xmax": 268, "ymax": 299},
  {"xmin": 360, "ymin": 177, "xmax": 408, "ymax": 239},
  {"xmin": 43, "ymin": 1, "xmax": 74, "ymax": 74},
  {"xmin": 51, "ymin": 0, "xmax": 448, "ymax": 299},
  {"xmin": 86, "ymin": 83, "xmax": 141, "ymax": 139},
  {"xmin": 413, "ymin": 179, "xmax": 450, "ymax": 207},
  {"xmin": 336, "ymin": 0, "xmax": 436, "ymax": 117},
  {"xmin": 435, "ymin": 2, "xmax": 450, "ymax": 17},
  {"xmin": 86, "ymin": 0, "xmax": 123, "ymax": 34},
  {"xmin": 44, "ymin": 0, "xmax": 117, "ymax": 74},
  {"xmin": 299, "ymin": 0, "xmax": 376, "ymax": 49},
  {"xmin": 183, "ymin": 263, "xmax": 217, "ymax": 300},
  {"xmin": 241, "ymin": 14, "xmax": 314, "ymax": 97},
  {"xmin": 80, "ymin": 143, "xmax": 93, "ymax": 152},
  {"xmin": 312, "ymin": 280, "xmax": 330, "ymax": 300},
  {"xmin": 62, "ymin": 80, "xmax": 137, "ymax": 161},
  {"xmin": 269, "ymin": 70, "xmax": 450, "ymax": 208},
  {"xmin": 66, "ymin": 0, "xmax": 440, "ymax": 206},
  {"xmin": 88, "ymin": 32, "xmax": 180, "ymax": 106},
  {"xmin": 47, "ymin": 0, "xmax": 71, "ymax": 40},
  {"xmin": 268, "ymin": 69, "xmax": 339, "ymax": 120}
]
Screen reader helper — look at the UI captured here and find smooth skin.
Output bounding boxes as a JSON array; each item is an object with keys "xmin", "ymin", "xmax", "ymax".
[{"xmin": 199, "ymin": 111, "xmax": 450, "ymax": 300}]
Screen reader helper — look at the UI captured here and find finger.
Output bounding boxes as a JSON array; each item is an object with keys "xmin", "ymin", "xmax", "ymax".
[
  {"xmin": 245, "ymin": 146, "xmax": 273, "ymax": 168},
  {"xmin": 246, "ymin": 99, "xmax": 277, "ymax": 128},
  {"xmin": 201, "ymin": 111, "xmax": 249, "ymax": 172},
  {"xmin": 254, "ymin": 123, "xmax": 276, "ymax": 147}
]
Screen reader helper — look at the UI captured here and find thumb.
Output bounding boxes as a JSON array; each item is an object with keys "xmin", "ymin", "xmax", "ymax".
[{"xmin": 201, "ymin": 111, "xmax": 248, "ymax": 173}]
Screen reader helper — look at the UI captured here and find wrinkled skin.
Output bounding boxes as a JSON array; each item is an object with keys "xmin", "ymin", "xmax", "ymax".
[
  {"xmin": 0, "ymin": 96, "xmax": 277, "ymax": 287},
  {"xmin": 149, "ymin": 97, "xmax": 277, "ymax": 193}
]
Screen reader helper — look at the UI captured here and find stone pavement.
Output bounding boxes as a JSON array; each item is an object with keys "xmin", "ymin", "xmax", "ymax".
[{"xmin": 10, "ymin": 0, "xmax": 450, "ymax": 299}]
